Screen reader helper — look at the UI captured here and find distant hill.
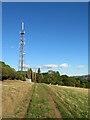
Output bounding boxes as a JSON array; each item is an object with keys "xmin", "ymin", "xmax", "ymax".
[{"xmin": 72, "ymin": 75, "xmax": 90, "ymax": 81}]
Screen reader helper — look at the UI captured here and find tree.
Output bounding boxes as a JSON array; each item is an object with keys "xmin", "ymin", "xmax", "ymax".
[
  {"xmin": 38, "ymin": 68, "xmax": 40, "ymax": 74},
  {"xmin": 61, "ymin": 75, "xmax": 76, "ymax": 87},
  {"xmin": 32, "ymin": 71, "xmax": 34, "ymax": 82},
  {"xmin": 37, "ymin": 68, "xmax": 43, "ymax": 83},
  {"xmin": 27, "ymin": 68, "xmax": 32, "ymax": 79},
  {"xmin": 2, "ymin": 67, "xmax": 9, "ymax": 80},
  {"xmin": 1, "ymin": 61, "xmax": 26, "ymax": 81}
]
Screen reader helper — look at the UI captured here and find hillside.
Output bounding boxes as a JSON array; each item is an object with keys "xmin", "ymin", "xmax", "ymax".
[
  {"xmin": 1, "ymin": 61, "xmax": 26, "ymax": 81},
  {"xmin": 2, "ymin": 80, "xmax": 88, "ymax": 119},
  {"xmin": 72, "ymin": 75, "xmax": 89, "ymax": 81}
]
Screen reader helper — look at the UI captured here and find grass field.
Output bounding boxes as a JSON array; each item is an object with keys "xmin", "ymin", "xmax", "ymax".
[{"xmin": 2, "ymin": 80, "xmax": 88, "ymax": 119}]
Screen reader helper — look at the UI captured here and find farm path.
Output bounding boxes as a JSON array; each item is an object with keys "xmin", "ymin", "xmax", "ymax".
[
  {"xmin": 2, "ymin": 81, "xmax": 88, "ymax": 119},
  {"xmin": 43, "ymin": 84, "xmax": 62, "ymax": 119},
  {"xmin": 26, "ymin": 83, "xmax": 62, "ymax": 119}
]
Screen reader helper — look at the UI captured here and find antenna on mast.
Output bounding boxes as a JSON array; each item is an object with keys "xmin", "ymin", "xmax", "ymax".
[
  {"xmin": 18, "ymin": 22, "xmax": 25, "ymax": 74},
  {"xmin": 22, "ymin": 22, "xmax": 24, "ymax": 31}
]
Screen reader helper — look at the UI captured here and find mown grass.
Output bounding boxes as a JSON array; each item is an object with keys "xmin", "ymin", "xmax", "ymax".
[
  {"xmin": 14, "ymin": 83, "xmax": 35, "ymax": 117},
  {"xmin": 26, "ymin": 83, "xmax": 58, "ymax": 118},
  {"xmin": 2, "ymin": 80, "xmax": 33, "ymax": 118},
  {"xmin": 45, "ymin": 84, "xmax": 88, "ymax": 119},
  {"xmin": 2, "ymin": 81, "xmax": 89, "ymax": 119}
]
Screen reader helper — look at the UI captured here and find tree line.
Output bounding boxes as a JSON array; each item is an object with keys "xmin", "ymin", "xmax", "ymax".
[
  {"xmin": 27, "ymin": 68, "xmax": 90, "ymax": 88},
  {"xmin": 1, "ymin": 61, "xmax": 26, "ymax": 81},
  {"xmin": 1, "ymin": 61, "xmax": 90, "ymax": 88}
]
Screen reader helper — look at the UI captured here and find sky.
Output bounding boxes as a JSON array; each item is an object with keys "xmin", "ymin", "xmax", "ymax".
[{"xmin": 2, "ymin": 2, "xmax": 88, "ymax": 76}]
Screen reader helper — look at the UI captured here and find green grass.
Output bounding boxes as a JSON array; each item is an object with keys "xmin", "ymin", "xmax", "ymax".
[
  {"xmin": 45, "ymin": 84, "xmax": 88, "ymax": 119},
  {"xmin": 14, "ymin": 84, "xmax": 34, "ymax": 117},
  {"xmin": 2, "ymin": 81, "xmax": 89, "ymax": 119},
  {"xmin": 2, "ymin": 80, "xmax": 33, "ymax": 118},
  {"xmin": 26, "ymin": 83, "xmax": 57, "ymax": 118}
]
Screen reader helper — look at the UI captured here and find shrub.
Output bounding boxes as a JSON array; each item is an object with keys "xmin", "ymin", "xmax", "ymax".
[{"xmin": 1, "ymin": 61, "xmax": 26, "ymax": 81}]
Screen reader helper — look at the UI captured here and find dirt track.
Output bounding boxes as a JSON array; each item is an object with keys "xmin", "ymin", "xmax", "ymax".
[{"xmin": 2, "ymin": 80, "xmax": 88, "ymax": 119}]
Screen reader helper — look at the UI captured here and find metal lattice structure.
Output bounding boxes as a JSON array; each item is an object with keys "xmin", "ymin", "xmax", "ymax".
[{"xmin": 18, "ymin": 22, "xmax": 25, "ymax": 73}]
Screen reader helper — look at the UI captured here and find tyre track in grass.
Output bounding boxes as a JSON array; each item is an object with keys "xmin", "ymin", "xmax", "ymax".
[
  {"xmin": 47, "ymin": 85, "xmax": 88, "ymax": 119},
  {"xmin": 41, "ymin": 84, "xmax": 63, "ymax": 119},
  {"xmin": 25, "ymin": 83, "xmax": 62, "ymax": 118},
  {"xmin": 24, "ymin": 83, "xmax": 36, "ymax": 118},
  {"xmin": 14, "ymin": 83, "xmax": 35, "ymax": 118},
  {"xmin": 43, "ymin": 84, "xmax": 74, "ymax": 119},
  {"xmin": 26, "ymin": 83, "xmax": 52, "ymax": 118},
  {"xmin": 2, "ymin": 80, "xmax": 34, "ymax": 118}
]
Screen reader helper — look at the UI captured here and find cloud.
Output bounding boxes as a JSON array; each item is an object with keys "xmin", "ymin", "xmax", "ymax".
[
  {"xmin": 60, "ymin": 63, "xmax": 69, "ymax": 68},
  {"xmin": 23, "ymin": 64, "xmax": 29, "ymax": 68},
  {"xmin": 22, "ymin": 63, "xmax": 70, "ymax": 69},
  {"xmin": 44, "ymin": 64, "xmax": 58, "ymax": 69},
  {"xmin": 10, "ymin": 46, "xmax": 14, "ymax": 49},
  {"xmin": 36, "ymin": 66, "xmax": 42, "ymax": 69},
  {"xmin": 77, "ymin": 65, "xmax": 85, "ymax": 69}
]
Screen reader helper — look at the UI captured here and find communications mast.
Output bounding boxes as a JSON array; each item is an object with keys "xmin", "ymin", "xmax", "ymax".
[{"xmin": 18, "ymin": 22, "xmax": 25, "ymax": 73}]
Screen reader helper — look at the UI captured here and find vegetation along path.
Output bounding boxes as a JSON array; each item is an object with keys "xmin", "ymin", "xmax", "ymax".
[
  {"xmin": 26, "ymin": 83, "xmax": 62, "ymax": 118},
  {"xmin": 2, "ymin": 80, "xmax": 88, "ymax": 119}
]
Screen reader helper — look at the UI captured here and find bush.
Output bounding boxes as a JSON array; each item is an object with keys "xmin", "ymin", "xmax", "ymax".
[
  {"xmin": 1, "ymin": 61, "xmax": 26, "ymax": 81},
  {"xmin": 42, "ymin": 71, "xmax": 89, "ymax": 88},
  {"xmin": 42, "ymin": 71, "xmax": 63, "ymax": 85}
]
